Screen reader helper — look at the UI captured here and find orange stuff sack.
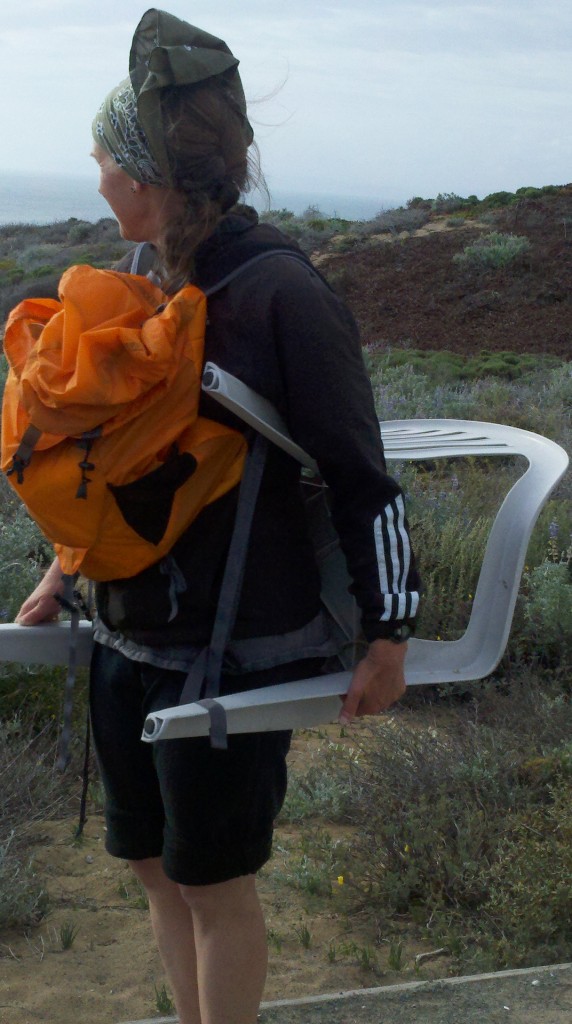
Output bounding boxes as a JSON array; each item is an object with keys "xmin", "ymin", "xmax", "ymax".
[{"xmin": 1, "ymin": 264, "xmax": 246, "ymax": 581}]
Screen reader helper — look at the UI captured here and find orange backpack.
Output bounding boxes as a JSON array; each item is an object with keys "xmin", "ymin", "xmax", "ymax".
[{"xmin": 1, "ymin": 264, "xmax": 246, "ymax": 581}]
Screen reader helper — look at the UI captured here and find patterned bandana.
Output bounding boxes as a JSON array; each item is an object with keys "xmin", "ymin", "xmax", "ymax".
[
  {"xmin": 92, "ymin": 8, "xmax": 253, "ymax": 187},
  {"xmin": 92, "ymin": 79, "xmax": 163, "ymax": 185}
]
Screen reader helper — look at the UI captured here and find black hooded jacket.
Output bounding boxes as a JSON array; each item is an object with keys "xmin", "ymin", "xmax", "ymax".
[{"xmin": 95, "ymin": 213, "xmax": 420, "ymax": 651}]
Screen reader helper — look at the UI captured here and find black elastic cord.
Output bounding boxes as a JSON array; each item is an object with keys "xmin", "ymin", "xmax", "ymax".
[
  {"xmin": 6, "ymin": 424, "xmax": 42, "ymax": 483},
  {"xmin": 75, "ymin": 707, "xmax": 91, "ymax": 838}
]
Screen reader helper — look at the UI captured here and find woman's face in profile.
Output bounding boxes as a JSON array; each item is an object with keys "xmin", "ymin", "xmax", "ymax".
[
  {"xmin": 91, "ymin": 144, "xmax": 141, "ymax": 240},
  {"xmin": 91, "ymin": 143, "xmax": 185, "ymax": 246}
]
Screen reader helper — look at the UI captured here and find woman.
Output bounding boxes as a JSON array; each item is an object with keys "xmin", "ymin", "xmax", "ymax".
[{"xmin": 15, "ymin": 10, "xmax": 419, "ymax": 1024}]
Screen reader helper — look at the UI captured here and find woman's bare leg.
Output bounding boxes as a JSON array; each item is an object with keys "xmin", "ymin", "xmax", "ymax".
[
  {"xmin": 130, "ymin": 860, "xmax": 267, "ymax": 1024},
  {"xmin": 129, "ymin": 857, "xmax": 201, "ymax": 1024},
  {"xmin": 180, "ymin": 873, "xmax": 267, "ymax": 1024}
]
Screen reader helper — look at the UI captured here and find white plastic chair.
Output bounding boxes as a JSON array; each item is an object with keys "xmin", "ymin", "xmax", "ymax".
[{"xmin": 0, "ymin": 365, "xmax": 568, "ymax": 742}]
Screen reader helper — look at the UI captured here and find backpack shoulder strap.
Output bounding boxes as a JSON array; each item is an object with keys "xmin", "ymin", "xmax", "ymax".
[
  {"xmin": 122, "ymin": 241, "xmax": 319, "ymax": 298},
  {"xmin": 178, "ymin": 432, "xmax": 270, "ymax": 748},
  {"xmin": 203, "ymin": 249, "xmax": 314, "ymax": 297},
  {"xmin": 124, "ymin": 241, "xmax": 157, "ymax": 276}
]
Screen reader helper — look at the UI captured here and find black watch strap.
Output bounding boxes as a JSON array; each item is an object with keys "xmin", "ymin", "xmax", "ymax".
[{"xmin": 384, "ymin": 623, "xmax": 413, "ymax": 645}]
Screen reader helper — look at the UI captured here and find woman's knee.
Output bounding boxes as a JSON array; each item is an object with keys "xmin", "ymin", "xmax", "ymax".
[
  {"xmin": 178, "ymin": 873, "xmax": 258, "ymax": 916},
  {"xmin": 128, "ymin": 856, "xmax": 176, "ymax": 894}
]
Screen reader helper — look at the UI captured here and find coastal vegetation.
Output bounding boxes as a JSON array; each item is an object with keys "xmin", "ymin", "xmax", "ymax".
[{"xmin": 0, "ymin": 187, "xmax": 571, "ymax": 998}]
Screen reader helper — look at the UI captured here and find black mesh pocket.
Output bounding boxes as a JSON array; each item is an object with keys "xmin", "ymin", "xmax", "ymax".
[{"xmin": 108, "ymin": 447, "xmax": 197, "ymax": 544}]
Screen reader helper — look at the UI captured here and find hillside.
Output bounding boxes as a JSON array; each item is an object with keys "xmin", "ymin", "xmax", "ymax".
[
  {"xmin": 317, "ymin": 187, "xmax": 572, "ymax": 356},
  {"xmin": 1, "ymin": 186, "xmax": 572, "ymax": 356}
]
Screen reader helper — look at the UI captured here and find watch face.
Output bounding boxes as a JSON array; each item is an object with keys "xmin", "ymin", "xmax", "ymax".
[{"xmin": 390, "ymin": 624, "xmax": 412, "ymax": 644}]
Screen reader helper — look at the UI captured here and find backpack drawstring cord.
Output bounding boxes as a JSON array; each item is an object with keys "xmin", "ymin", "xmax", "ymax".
[{"xmin": 75, "ymin": 436, "xmax": 96, "ymax": 499}]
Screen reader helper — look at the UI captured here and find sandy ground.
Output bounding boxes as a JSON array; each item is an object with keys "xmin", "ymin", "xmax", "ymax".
[
  {"xmin": 3, "ymin": 814, "xmax": 571, "ymax": 1024},
  {"xmin": 0, "ymin": 810, "xmax": 451, "ymax": 1024},
  {"xmin": 0, "ymin": 725, "xmax": 464, "ymax": 1024}
]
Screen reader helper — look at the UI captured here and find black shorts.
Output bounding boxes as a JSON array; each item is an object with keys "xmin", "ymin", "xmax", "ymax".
[{"xmin": 89, "ymin": 643, "xmax": 324, "ymax": 886}]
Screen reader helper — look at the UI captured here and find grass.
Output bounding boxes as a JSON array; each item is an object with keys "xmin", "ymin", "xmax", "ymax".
[
  {"xmin": 154, "ymin": 983, "xmax": 175, "ymax": 1015},
  {"xmin": 387, "ymin": 939, "xmax": 405, "ymax": 972},
  {"xmin": 0, "ymin": 719, "xmax": 65, "ymax": 929},
  {"xmin": 59, "ymin": 921, "xmax": 80, "ymax": 950},
  {"xmin": 363, "ymin": 346, "xmax": 561, "ymax": 384},
  {"xmin": 294, "ymin": 922, "xmax": 313, "ymax": 949}
]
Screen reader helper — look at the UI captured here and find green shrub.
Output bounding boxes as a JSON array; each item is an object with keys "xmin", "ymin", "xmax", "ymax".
[
  {"xmin": 0, "ymin": 496, "xmax": 50, "ymax": 620},
  {"xmin": 359, "ymin": 207, "xmax": 430, "ymax": 236},
  {"xmin": 337, "ymin": 673, "xmax": 572, "ymax": 967},
  {"xmin": 30, "ymin": 264, "xmax": 57, "ymax": 279},
  {"xmin": 481, "ymin": 784, "xmax": 572, "ymax": 967},
  {"xmin": 366, "ymin": 347, "xmax": 560, "ymax": 386},
  {"xmin": 280, "ymin": 756, "xmax": 355, "ymax": 823},
  {"xmin": 0, "ymin": 719, "xmax": 62, "ymax": 929},
  {"xmin": 521, "ymin": 561, "xmax": 572, "ymax": 665},
  {"xmin": 482, "ymin": 190, "xmax": 517, "ymax": 208},
  {"xmin": 515, "ymin": 184, "xmax": 561, "ymax": 199},
  {"xmin": 432, "ymin": 193, "xmax": 466, "ymax": 213},
  {"xmin": 0, "ymin": 832, "xmax": 49, "ymax": 929},
  {"xmin": 67, "ymin": 221, "xmax": 93, "ymax": 244},
  {"xmin": 453, "ymin": 232, "xmax": 531, "ymax": 272},
  {"xmin": 19, "ymin": 243, "xmax": 66, "ymax": 269},
  {"xmin": 257, "ymin": 206, "xmax": 352, "ymax": 252},
  {"xmin": 406, "ymin": 196, "xmax": 432, "ymax": 210}
]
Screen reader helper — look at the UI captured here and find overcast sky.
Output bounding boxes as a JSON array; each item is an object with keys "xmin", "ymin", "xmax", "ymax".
[{"xmin": 2, "ymin": 0, "xmax": 571, "ymax": 206}]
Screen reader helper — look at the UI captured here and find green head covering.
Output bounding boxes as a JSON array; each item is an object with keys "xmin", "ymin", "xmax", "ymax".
[{"xmin": 92, "ymin": 8, "xmax": 253, "ymax": 186}]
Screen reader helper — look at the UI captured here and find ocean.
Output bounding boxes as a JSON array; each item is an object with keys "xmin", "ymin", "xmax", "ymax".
[{"xmin": 0, "ymin": 170, "xmax": 399, "ymax": 226}]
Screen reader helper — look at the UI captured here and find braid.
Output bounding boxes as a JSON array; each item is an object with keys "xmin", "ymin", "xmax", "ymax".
[{"xmin": 157, "ymin": 81, "xmax": 260, "ymax": 285}]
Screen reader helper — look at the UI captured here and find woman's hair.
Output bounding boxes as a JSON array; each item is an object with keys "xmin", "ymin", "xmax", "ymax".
[{"xmin": 158, "ymin": 78, "xmax": 261, "ymax": 284}]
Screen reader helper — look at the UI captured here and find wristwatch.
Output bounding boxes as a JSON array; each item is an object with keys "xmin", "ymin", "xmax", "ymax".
[{"xmin": 384, "ymin": 623, "xmax": 413, "ymax": 645}]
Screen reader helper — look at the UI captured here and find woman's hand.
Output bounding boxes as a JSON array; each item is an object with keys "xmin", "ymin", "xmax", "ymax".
[
  {"xmin": 15, "ymin": 558, "xmax": 65, "ymax": 626},
  {"xmin": 339, "ymin": 638, "xmax": 407, "ymax": 724}
]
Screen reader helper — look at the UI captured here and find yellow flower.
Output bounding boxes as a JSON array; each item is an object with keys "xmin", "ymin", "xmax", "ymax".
[
  {"xmin": 337, "ymin": 875, "xmax": 344, "ymax": 886},
  {"xmin": 404, "ymin": 844, "xmax": 411, "ymax": 854}
]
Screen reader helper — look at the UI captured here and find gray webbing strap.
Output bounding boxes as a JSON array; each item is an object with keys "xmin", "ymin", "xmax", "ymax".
[
  {"xmin": 195, "ymin": 699, "xmax": 229, "ymax": 751},
  {"xmin": 203, "ymin": 250, "xmax": 312, "ymax": 297},
  {"xmin": 129, "ymin": 241, "xmax": 153, "ymax": 276},
  {"xmin": 55, "ymin": 574, "xmax": 81, "ymax": 771},
  {"xmin": 127, "ymin": 243, "xmax": 313, "ymax": 298},
  {"xmin": 178, "ymin": 433, "xmax": 269, "ymax": 749}
]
